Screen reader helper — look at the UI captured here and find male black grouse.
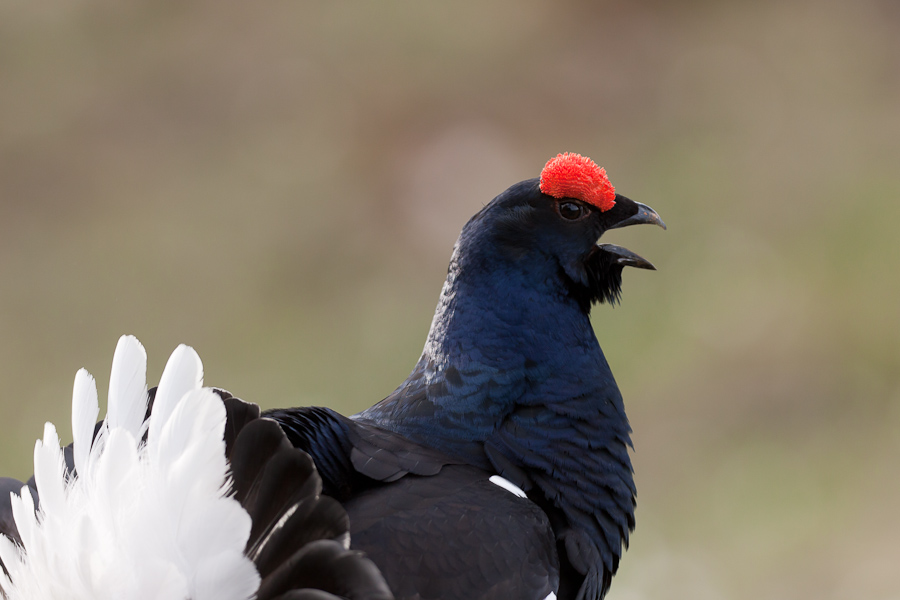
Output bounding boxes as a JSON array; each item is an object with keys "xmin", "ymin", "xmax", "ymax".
[
  {"xmin": 0, "ymin": 152, "xmax": 662, "ymax": 600},
  {"xmin": 265, "ymin": 152, "xmax": 665, "ymax": 600}
]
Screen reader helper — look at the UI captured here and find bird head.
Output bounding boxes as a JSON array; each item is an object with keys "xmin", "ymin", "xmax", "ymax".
[{"xmin": 456, "ymin": 152, "xmax": 665, "ymax": 312}]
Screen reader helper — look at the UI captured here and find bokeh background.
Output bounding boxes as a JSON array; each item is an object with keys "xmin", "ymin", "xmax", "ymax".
[{"xmin": 1, "ymin": 1, "xmax": 898, "ymax": 598}]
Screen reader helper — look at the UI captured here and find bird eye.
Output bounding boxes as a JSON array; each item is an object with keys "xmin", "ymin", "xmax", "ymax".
[{"xmin": 557, "ymin": 201, "xmax": 586, "ymax": 221}]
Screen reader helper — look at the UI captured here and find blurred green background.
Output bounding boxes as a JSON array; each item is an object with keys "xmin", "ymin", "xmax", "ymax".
[{"xmin": 1, "ymin": 1, "xmax": 898, "ymax": 598}]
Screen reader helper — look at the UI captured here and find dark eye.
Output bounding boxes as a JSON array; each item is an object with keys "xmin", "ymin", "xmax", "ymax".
[{"xmin": 557, "ymin": 201, "xmax": 586, "ymax": 221}]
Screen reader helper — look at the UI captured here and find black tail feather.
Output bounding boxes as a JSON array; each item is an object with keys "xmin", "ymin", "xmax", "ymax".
[{"xmin": 228, "ymin": 400, "xmax": 393, "ymax": 600}]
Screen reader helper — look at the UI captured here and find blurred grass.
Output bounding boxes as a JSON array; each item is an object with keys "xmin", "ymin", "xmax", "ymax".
[{"xmin": 1, "ymin": 1, "xmax": 899, "ymax": 598}]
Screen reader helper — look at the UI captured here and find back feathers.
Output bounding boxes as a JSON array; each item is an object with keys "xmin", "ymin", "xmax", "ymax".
[{"xmin": 0, "ymin": 336, "xmax": 259, "ymax": 600}]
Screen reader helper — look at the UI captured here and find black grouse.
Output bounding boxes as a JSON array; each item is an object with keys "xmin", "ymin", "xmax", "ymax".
[{"xmin": 265, "ymin": 152, "xmax": 666, "ymax": 600}]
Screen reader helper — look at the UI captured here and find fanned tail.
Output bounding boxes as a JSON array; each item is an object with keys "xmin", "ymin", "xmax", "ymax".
[
  {"xmin": 0, "ymin": 338, "xmax": 259, "ymax": 600},
  {"xmin": 0, "ymin": 336, "xmax": 394, "ymax": 600}
]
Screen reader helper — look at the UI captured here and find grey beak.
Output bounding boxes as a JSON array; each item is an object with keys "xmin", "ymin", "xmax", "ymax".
[{"xmin": 608, "ymin": 201, "xmax": 667, "ymax": 231}]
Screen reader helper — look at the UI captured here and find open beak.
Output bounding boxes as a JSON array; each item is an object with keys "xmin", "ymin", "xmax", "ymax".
[{"xmin": 596, "ymin": 195, "xmax": 665, "ymax": 270}]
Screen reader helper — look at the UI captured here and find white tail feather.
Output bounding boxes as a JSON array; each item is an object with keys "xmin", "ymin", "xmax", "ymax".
[
  {"xmin": 7, "ymin": 486, "xmax": 36, "ymax": 557},
  {"xmin": 0, "ymin": 338, "xmax": 260, "ymax": 600},
  {"xmin": 153, "ymin": 388, "xmax": 227, "ymax": 481},
  {"xmin": 71, "ymin": 368, "xmax": 99, "ymax": 480},
  {"xmin": 0, "ymin": 533, "xmax": 17, "ymax": 589},
  {"xmin": 148, "ymin": 344, "xmax": 203, "ymax": 464},
  {"xmin": 194, "ymin": 549, "xmax": 262, "ymax": 600},
  {"xmin": 106, "ymin": 335, "xmax": 148, "ymax": 439},
  {"xmin": 31, "ymin": 424, "xmax": 66, "ymax": 518}
]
